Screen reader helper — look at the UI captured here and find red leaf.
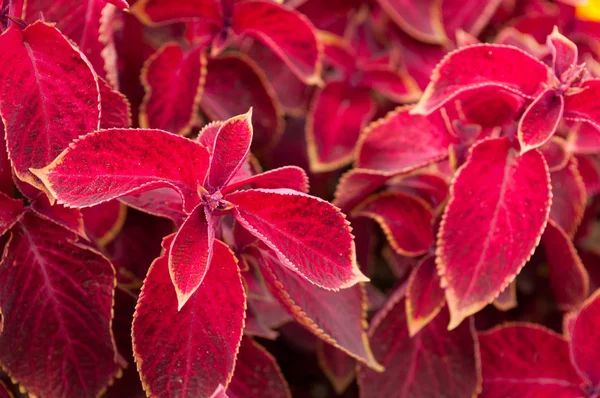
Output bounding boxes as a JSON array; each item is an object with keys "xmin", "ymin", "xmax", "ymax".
[
  {"xmin": 542, "ymin": 220, "xmax": 589, "ymax": 311},
  {"xmin": 24, "ymin": 0, "xmax": 115, "ymax": 81},
  {"xmin": 564, "ymin": 79, "xmax": 600, "ymax": 129},
  {"xmin": 357, "ymin": 292, "xmax": 480, "ymax": 398},
  {"xmin": 30, "ymin": 193, "xmax": 87, "ymax": 239},
  {"xmin": 99, "ymin": 77, "xmax": 132, "ymax": 129},
  {"xmin": 202, "ymin": 55, "xmax": 284, "ymax": 151},
  {"xmin": 479, "ymin": 324, "xmax": 583, "ymax": 397},
  {"xmin": 412, "ymin": 44, "xmax": 550, "ymax": 116},
  {"xmin": 0, "ymin": 22, "xmax": 100, "ymax": 189},
  {"xmin": 437, "ymin": 137, "xmax": 551, "ymax": 329},
  {"xmin": 169, "ymin": 205, "xmax": 215, "ymax": 310},
  {"xmin": 257, "ymin": 247, "xmax": 382, "ymax": 371},
  {"xmin": 377, "ymin": 0, "xmax": 446, "ymax": 44},
  {"xmin": 547, "ymin": 27, "xmax": 578, "ymax": 78},
  {"xmin": 133, "ymin": 236, "xmax": 246, "ymax": 398},
  {"xmin": 306, "ymin": 81, "xmax": 376, "ymax": 172},
  {"xmin": 0, "ymin": 122, "xmax": 12, "ymax": 196},
  {"xmin": 550, "ymin": 156, "xmax": 587, "ymax": 237},
  {"xmin": 32, "ymin": 129, "xmax": 210, "ymax": 212},
  {"xmin": 358, "ymin": 66, "xmax": 421, "ymax": 103},
  {"xmin": 131, "ymin": 0, "xmax": 222, "ymax": 25},
  {"xmin": 540, "ymin": 136, "xmax": 569, "ymax": 172},
  {"xmin": 333, "ymin": 169, "xmax": 396, "ymax": 213},
  {"xmin": 355, "ymin": 192, "xmax": 433, "ymax": 256},
  {"xmin": 575, "ymin": 154, "xmax": 600, "ymax": 197},
  {"xmin": 120, "ymin": 188, "xmax": 187, "ymax": 225},
  {"xmin": 406, "ymin": 255, "xmax": 445, "ymax": 336},
  {"xmin": 232, "ymin": 0, "xmax": 321, "ymax": 84},
  {"xmin": 105, "ymin": 0, "xmax": 129, "ymax": 10},
  {"xmin": 0, "ymin": 212, "xmax": 121, "ymax": 397},
  {"xmin": 81, "ymin": 200, "xmax": 127, "ymax": 246},
  {"xmin": 140, "ymin": 43, "xmax": 206, "ymax": 135},
  {"xmin": 356, "ymin": 106, "xmax": 451, "ymax": 172},
  {"xmin": 518, "ymin": 89, "xmax": 564, "ymax": 153},
  {"xmin": 0, "ymin": 193, "xmax": 24, "ymax": 237},
  {"xmin": 228, "ymin": 188, "xmax": 367, "ymax": 290},
  {"xmin": 222, "ymin": 166, "xmax": 309, "ymax": 195},
  {"xmin": 317, "ymin": 342, "xmax": 356, "ymax": 395},
  {"xmin": 227, "ymin": 337, "xmax": 291, "ymax": 398},
  {"xmin": 442, "ymin": 0, "xmax": 503, "ymax": 40},
  {"xmin": 567, "ymin": 121, "xmax": 600, "ymax": 154},
  {"xmin": 570, "ymin": 290, "xmax": 600, "ymax": 387},
  {"xmin": 208, "ymin": 110, "xmax": 253, "ymax": 191},
  {"xmin": 386, "ymin": 172, "xmax": 449, "ymax": 212}
]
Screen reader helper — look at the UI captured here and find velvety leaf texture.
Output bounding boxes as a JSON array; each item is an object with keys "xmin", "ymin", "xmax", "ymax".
[
  {"xmin": 0, "ymin": 22, "xmax": 100, "ymax": 189},
  {"xmin": 518, "ymin": 89, "xmax": 564, "ymax": 153},
  {"xmin": 0, "ymin": 212, "xmax": 120, "ymax": 397},
  {"xmin": 357, "ymin": 293, "xmax": 480, "ymax": 398},
  {"xmin": 32, "ymin": 129, "xmax": 210, "ymax": 212},
  {"xmin": 228, "ymin": 188, "xmax": 367, "ymax": 290},
  {"xmin": 570, "ymin": 290, "xmax": 600, "ymax": 387},
  {"xmin": 437, "ymin": 137, "xmax": 551, "ymax": 329},
  {"xmin": 406, "ymin": 255, "xmax": 445, "ymax": 336},
  {"xmin": 133, "ymin": 237, "xmax": 246, "ymax": 398},
  {"xmin": 479, "ymin": 324, "xmax": 583, "ymax": 397},
  {"xmin": 412, "ymin": 44, "xmax": 550, "ymax": 115}
]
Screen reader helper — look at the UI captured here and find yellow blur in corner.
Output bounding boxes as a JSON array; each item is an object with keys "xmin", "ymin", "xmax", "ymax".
[{"xmin": 577, "ymin": 0, "xmax": 600, "ymax": 21}]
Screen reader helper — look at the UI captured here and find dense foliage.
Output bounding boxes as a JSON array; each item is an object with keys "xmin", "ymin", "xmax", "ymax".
[{"xmin": 0, "ymin": 0, "xmax": 599, "ymax": 397}]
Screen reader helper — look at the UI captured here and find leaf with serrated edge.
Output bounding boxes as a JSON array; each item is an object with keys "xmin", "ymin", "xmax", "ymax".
[
  {"xmin": 406, "ymin": 254, "xmax": 445, "ymax": 336},
  {"xmin": 437, "ymin": 137, "xmax": 551, "ymax": 329}
]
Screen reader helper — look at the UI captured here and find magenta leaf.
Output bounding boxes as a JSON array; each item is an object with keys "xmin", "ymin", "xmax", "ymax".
[
  {"xmin": 0, "ymin": 21, "xmax": 100, "ymax": 190},
  {"xmin": 357, "ymin": 290, "xmax": 480, "ymax": 398},
  {"xmin": 518, "ymin": 89, "xmax": 565, "ymax": 153},
  {"xmin": 437, "ymin": 137, "xmax": 551, "ymax": 328},
  {"xmin": 227, "ymin": 337, "xmax": 291, "ymax": 398},
  {"xmin": 31, "ymin": 128, "xmax": 210, "ymax": 212},
  {"xmin": 208, "ymin": 110, "xmax": 253, "ymax": 192},
  {"xmin": 140, "ymin": 43, "xmax": 206, "ymax": 135},
  {"xmin": 377, "ymin": 0, "xmax": 446, "ymax": 44},
  {"xmin": 570, "ymin": 290, "xmax": 600, "ymax": 388},
  {"xmin": 133, "ymin": 236, "xmax": 246, "ymax": 397},
  {"xmin": 547, "ymin": 26, "xmax": 579, "ymax": 79},
  {"xmin": 30, "ymin": 193, "xmax": 87, "ymax": 239},
  {"xmin": 479, "ymin": 324, "xmax": 583, "ymax": 397},
  {"xmin": 354, "ymin": 192, "xmax": 434, "ymax": 256},
  {"xmin": 550, "ymin": 156, "xmax": 587, "ymax": 237},
  {"xmin": 356, "ymin": 106, "xmax": 452, "ymax": 172},
  {"xmin": 406, "ymin": 255, "xmax": 445, "ymax": 336},
  {"xmin": 256, "ymin": 246, "xmax": 381, "ymax": 370},
  {"xmin": 222, "ymin": 166, "xmax": 309, "ymax": 195},
  {"xmin": 0, "ymin": 212, "xmax": 121, "ymax": 397},
  {"xmin": 0, "ymin": 192, "xmax": 24, "ymax": 237},
  {"xmin": 228, "ymin": 188, "xmax": 367, "ymax": 290},
  {"xmin": 169, "ymin": 205, "xmax": 215, "ymax": 310},
  {"xmin": 412, "ymin": 44, "xmax": 550, "ymax": 116},
  {"xmin": 564, "ymin": 79, "xmax": 600, "ymax": 130},
  {"xmin": 317, "ymin": 342, "xmax": 356, "ymax": 395},
  {"xmin": 99, "ymin": 77, "xmax": 132, "ymax": 129}
]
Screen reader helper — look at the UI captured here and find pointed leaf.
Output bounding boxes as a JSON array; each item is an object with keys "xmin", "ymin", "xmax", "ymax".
[
  {"xmin": 317, "ymin": 341, "xmax": 356, "ymax": 395},
  {"xmin": 333, "ymin": 169, "xmax": 396, "ymax": 213},
  {"xmin": 355, "ymin": 192, "xmax": 433, "ymax": 256},
  {"xmin": 437, "ymin": 137, "xmax": 551, "ymax": 329},
  {"xmin": 140, "ymin": 43, "xmax": 206, "ymax": 135},
  {"xmin": 228, "ymin": 188, "xmax": 366, "ymax": 290},
  {"xmin": 357, "ymin": 293, "xmax": 480, "ymax": 398},
  {"xmin": 257, "ymin": 247, "xmax": 381, "ymax": 371},
  {"xmin": 0, "ymin": 21, "xmax": 100, "ymax": 189},
  {"xmin": 223, "ymin": 166, "xmax": 309, "ymax": 195},
  {"xmin": 550, "ymin": 156, "xmax": 587, "ymax": 237},
  {"xmin": 227, "ymin": 337, "xmax": 291, "ymax": 398},
  {"xmin": 232, "ymin": 0, "xmax": 321, "ymax": 84},
  {"xmin": 541, "ymin": 136, "xmax": 569, "ymax": 172},
  {"xmin": 169, "ymin": 205, "xmax": 215, "ymax": 310},
  {"xmin": 306, "ymin": 81, "xmax": 376, "ymax": 172},
  {"xmin": 377, "ymin": 0, "xmax": 446, "ymax": 44},
  {"xmin": 406, "ymin": 255, "xmax": 445, "ymax": 336},
  {"xmin": 0, "ymin": 193, "xmax": 24, "ymax": 237},
  {"xmin": 202, "ymin": 54, "xmax": 284, "ymax": 151},
  {"xmin": 32, "ymin": 129, "xmax": 209, "ymax": 212},
  {"xmin": 356, "ymin": 106, "xmax": 451, "ymax": 172},
  {"xmin": 120, "ymin": 188, "xmax": 187, "ymax": 225},
  {"xmin": 208, "ymin": 111, "xmax": 253, "ymax": 192},
  {"xmin": 542, "ymin": 220, "xmax": 589, "ymax": 311},
  {"xmin": 570, "ymin": 290, "xmax": 600, "ymax": 387},
  {"xmin": 518, "ymin": 89, "xmax": 564, "ymax": 153},
  {"xmin": 548, "ymin": 27, "xmax": 578, "ymax": 78},
  {"xmin": 479, "ymin": 324, "xmax": 583, "ymax": 397},
  {"xmin": 30, "ymin": 194, "xmax": 86, "ymax": 239},
  {"xmin": 133, "ymin": 237, "xmax": 246, "ymax": 398},
  {"xmin": 0, "ymin": 212, "xmax": 120, "ymax": 397},
  {"xmin": 492, "ymin": 282, "xmax": 518, "ymax": 311},
  {"xmin": 99, "ymin": 77, "xmax": 132, "ymax": 129},
  {"xmin": 412, "ymin": 44, "xmax": 550, "ymax": 115}
]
